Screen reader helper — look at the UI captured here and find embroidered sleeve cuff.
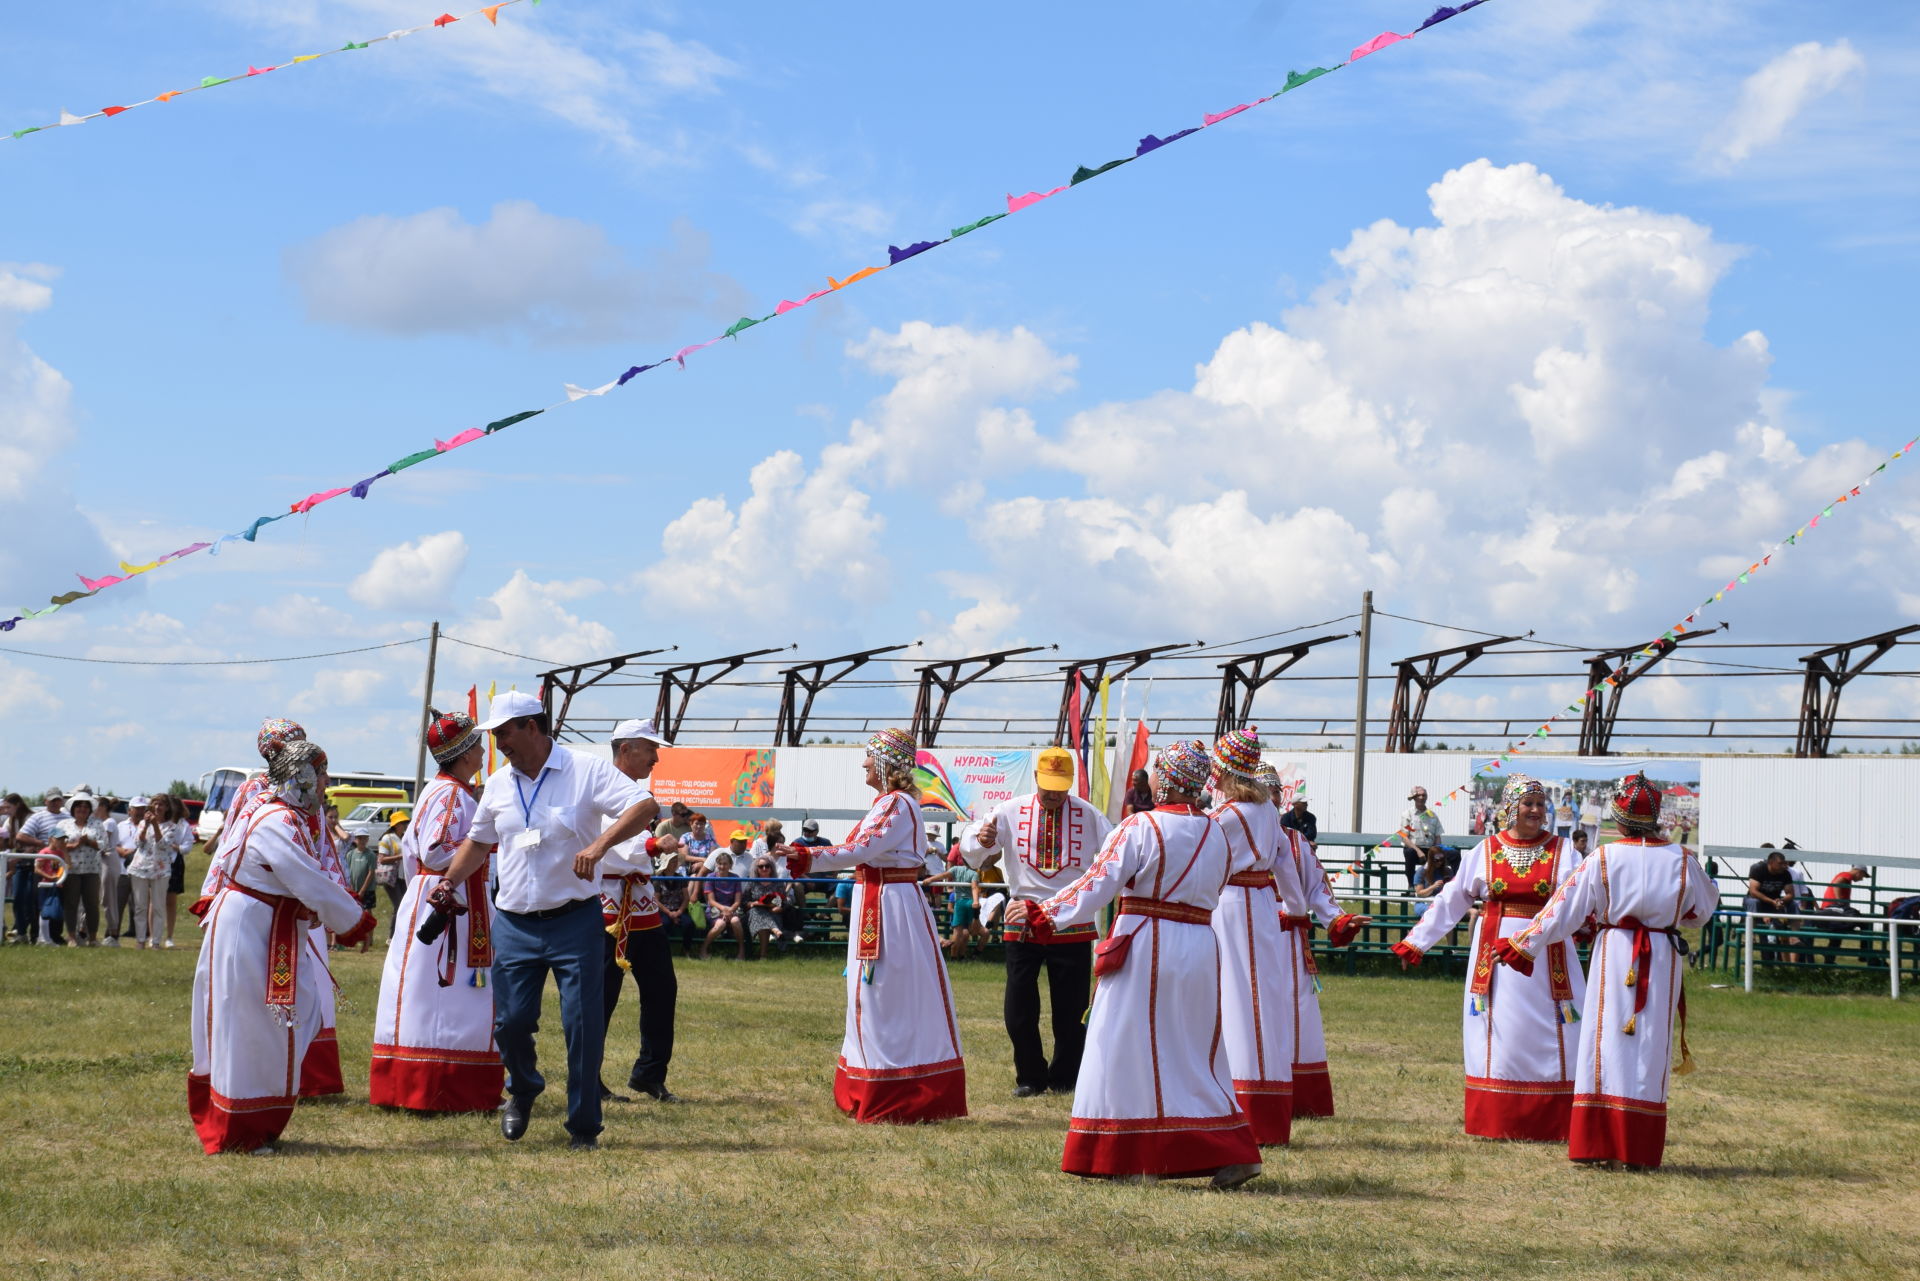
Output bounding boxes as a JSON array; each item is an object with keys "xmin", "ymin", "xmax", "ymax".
[
  {"xmin": 1024, "ymin": 905, "xmax": 1057, "ymax": 943},
  {"xmin": 1389, "ymin": 938, "xmax": 1423, "ymax": 966},
  {"xmin": 1328, "ymin": 912, "xmax": 1363, "ymax": 949},
  {"xmin": 1493, "ymin": 936, "xmax": 1535, "ymax": 975}
]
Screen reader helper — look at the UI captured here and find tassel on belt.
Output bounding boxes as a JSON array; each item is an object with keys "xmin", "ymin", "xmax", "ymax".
[
  {"xmin": 854, "ymin": 866, "xmax": 924, "ymax": 962},
  {"xmin": 1116, "ymin": 896, "xmax": 1211, "ymax": 926},
  {"xmin": 1226, "ymin": 870, "xmax": 1276, "ymax": 890},
  {"xmin": 423, "ymin": 862, "xmax": 494, "ymax": 983}
]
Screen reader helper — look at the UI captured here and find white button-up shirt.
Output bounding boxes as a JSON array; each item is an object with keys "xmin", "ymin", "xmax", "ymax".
[{"xmin": 468, "ymin": 741, "xmax": 648, "ymax": 914}]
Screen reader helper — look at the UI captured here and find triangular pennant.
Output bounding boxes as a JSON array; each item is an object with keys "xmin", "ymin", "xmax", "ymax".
[
  {"xmin": 950, "ymin": 213, "xmax": 1007, "ymax": 237},
  {"xmin": 434, "ymin": 428, "xmax": 486, "ymax": 452},
  {"xmin": 827, "ymin": 266, "xmax": 883, "ymax": 289},
  {"xmin": 1351, "ymin": 31, "xmax": 1410, "ymax": 61},
  {"xmin": 482, "ymin": 4, "xmax": 504, "ymax": 22},
  {"xmin": 389, "ymin": 448, "xmax": 439, "ymax": 472},
  {"xmin": 1070, "ymin": 157, "xmax": 1132, "ymax": 184},
  {"xmin": 1282, "ymin": 66, "xmax": 1339, "ymax": 92},
  {"xmin": 483, "ymin": 409, "xmax": 542, "ymax": 432},
  {"xmin": 342, "ymin": 41, "xmax": 370, "ymax": 50},
  {"xmin": 562, "ymin": 380, "xmax": 616, "ymax": 400},
  {"xmin": 434, "ymin": 13, "xmax": 459, "ymax": 26},
  {"xmin": 1203, "ymin": 103, "xmax": 1253, "ymax": 126},
  {"xmin": 200, "ymin": 76, "xmax": 231, "ymax": 88},
  {"xmin": 292, "ymin": 54, "xmax": 323, "ymax": 64},
  {"xmin": 290, "ymin": 487, "xmax": 349, "ymax": 513},
  {"xmin": 156, "ymin": 91, "xmax": 181, "ymax": 102},
  {"xmin": 57, "ymin": 110, "xmax": 86, "ymax": 126},
  {"xmin": 886, "ymin": 240, "xmax": 943, "ymax": 264},
  {"xmin": 1007, "ymin": 186, "xmax": 1067, "ymax": 213},
  {"xmin": 11, "ymin": 127, "xmax": 43, "ymax": 139},
  {"xmin": 1418, "ymin": 6, "xmax": 1461, "ymax": 30},
  {"xmin": 1136, "ymin": 128, "xmax": 1199, "ymax": 155},
  {"xmin": 100, "ymin": 106, "xmax": 129, "ymax": 117},
  {"xmin": 723, "ymin": 316, "xmax": 762, "ymax": 338},
  {"xmin": 349, "ymin": 470, "xmax": 391, "ymax": 499},
  {"xmin": 246, "ymin": 65, "xmax": 276, "ymax": 76},
  {"xmin": 78, "ymin": 573, "xmax": 126, "ymax": 592},
  {"xmin": 617, "ymin": 363, "xmax": 661, "ymax": 385}
]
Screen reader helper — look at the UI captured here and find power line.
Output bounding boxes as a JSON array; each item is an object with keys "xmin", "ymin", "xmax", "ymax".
[
  {"xmin": 438, "ymin": 633, "xmax": 566, "ymax": 667},
  {"xmin": 0, "ymin": 636, "xmax": 427, "ymax": 667}
]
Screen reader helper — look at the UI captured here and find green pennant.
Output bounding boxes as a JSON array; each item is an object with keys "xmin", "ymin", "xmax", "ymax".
[
  {"xmin": 11, "ymin": 127, "xmax": 41, "ymax": 139},
  {"xmin": 1282, "ymin": 66, "xmax": 1339, "ymax": 93},
  {"xmin": 724, "ymin": 315, "xmax": 761, "ymax": 338},
  {"xmin": 1070, "ymin": 157, "xmax": 1133, "ymax": 185},
  {"xmin": 1822, "ymin": 505, "xmax": 1834, "ymax": 517},
  {"xmin": 950, "ymin": 212, "xmax": 1006, "ymax": 238},
  {"xmin": 200, "ymin": 76, "xmax": 231, "ymax": 88},
  {"xmin": 389, "ymin": 448, "xmax": 438, "ymax": 472},
  {"xmin": 484, "ymin": 409, "xmax": 542, "ymax": 434}
]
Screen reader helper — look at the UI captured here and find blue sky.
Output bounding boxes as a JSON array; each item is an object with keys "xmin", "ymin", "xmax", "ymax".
[{"xmin": 3, "ymin": 0, "xmax": 1919, "ymax": 793}]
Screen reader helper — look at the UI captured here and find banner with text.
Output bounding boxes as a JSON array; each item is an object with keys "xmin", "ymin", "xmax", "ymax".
[
  {"xmin": 650, "ymin": 747, "xmax": 776, "ymax": 810},
  {"xmin": 914, "ymin": 749, "xmax": 1037, "ymax": 820}
]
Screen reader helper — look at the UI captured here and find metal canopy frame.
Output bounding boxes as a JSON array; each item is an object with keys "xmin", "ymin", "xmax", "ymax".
[
  {"xmin": 1794, "ymin": 625, "xmax": 1920, "ymax": 757},
  {"xmin": 539, "ymin": 646, "xmax": 675, "ymax": 741},
  {"xmin": 1213, "ymin": 633, "xmax": 1354, "ymax": 740},
  {"xmin": 652, "ymin": 646, "xmax": 792, "ymax": 742},
  {"xmin": 1054, "ymin": 642, "xmax": 1198, "ymax": 744},
  {"xmin": 1577, "ymin": 628, "xmax": 1718, "ymax": 755},
  {"xmin": 772, "ymin": 643, "xmax": 915, "ymax": 746},
  {"xmin": 911, "ymin": 646, "xmax": 1051, "ymax": 746},
  {"xmin": 1383, "ymin": 634, "xmax": 1524, "ymax": 752}
]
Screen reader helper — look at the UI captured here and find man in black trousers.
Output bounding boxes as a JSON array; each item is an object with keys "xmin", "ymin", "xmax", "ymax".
[{"xmin": 597, "ymin": 718, "xmax": 684, "ymax": 1103}]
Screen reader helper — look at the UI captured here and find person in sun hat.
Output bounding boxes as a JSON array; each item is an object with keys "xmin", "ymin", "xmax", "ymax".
[
  {"xmin": 1205, "ymin": 728, "xmax": 1299, "ymax": 1146},
  {"xmin": 431, "ymin": 690, "xmax": 659, "ymax": 1150},
  {"xmin": 1392, "ymin": 773, "xmax": 1588, "ymax": 1143},
  {"xmin": 188, "ymin": 738, "xmax": 376, "ymax": 1154},
  {"xmin": 781, "ymin": 728, "xmax": 967, "ymax": 1124},
  {"xmin": 1006, "ymin": 739, "xmax": 1260, "ymax": 1189},
  {"xmin": 369, "ymin": 709, "xmax": 504, "ymax": 1114},
  {"xmin": 1263, "ymin": 762, "xmax": 1366, "ymax": 1120},
  {"xmin": 1498, "ymin": 772, "xmax": 1717, "ymax": 1171},
  {"xmin": 958, "ymin": 743, "xmax": 1112, "ymax": 1098}
]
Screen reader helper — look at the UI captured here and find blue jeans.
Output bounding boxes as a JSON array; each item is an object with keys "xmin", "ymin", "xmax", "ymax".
[
  {"xmin": 9, "ymin": 861, "xmax": 36, "ymax": 937},
  {"xmin": 492, "ymin": 896, "xmax": 606, "ymax": 1139}
]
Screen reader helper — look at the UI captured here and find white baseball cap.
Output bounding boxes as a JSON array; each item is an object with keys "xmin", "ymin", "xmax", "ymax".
[
  {"xmin": 611, "ymin": 718, "xmax": 673, "ymax": 747},
  {"xmin": 130, "ymin": 796, "xmax": 151, "ymax": 807},
  {"xmin": 477, "ymin": 689, "xmax": 546, "ymax": 731}
]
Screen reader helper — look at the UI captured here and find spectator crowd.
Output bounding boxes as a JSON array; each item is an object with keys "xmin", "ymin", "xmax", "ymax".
[{"xmin": 4, "ymin": 788, "xmax": 197, "ymax": 948}]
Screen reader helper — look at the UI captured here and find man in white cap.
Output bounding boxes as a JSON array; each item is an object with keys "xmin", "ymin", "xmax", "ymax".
[
  {"xmin": 598, "ymin": 718, "xmax": 684, "ymax": 1104},
  {"xmin": 433, "ymin": 691, "xmax": 658, "ymax": 1150},
  {"xmin": 959, "ymin": 745, "xmax": 1112, "ymax": 1097}
]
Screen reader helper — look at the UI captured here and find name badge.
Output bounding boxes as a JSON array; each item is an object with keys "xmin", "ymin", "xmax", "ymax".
[{"xmin": 512, "ymin": 828, "xmax": 543, "ymax": 852}]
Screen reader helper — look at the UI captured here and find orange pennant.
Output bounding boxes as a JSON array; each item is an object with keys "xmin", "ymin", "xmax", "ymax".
[
  {"xmin": 156, "ymin": 90, "xmax": 181, "ymax": 102},
  {"xmin": 829, "ymin": 265, "xmax": 885, "ymax": 290},
  {"xmin": 481, "ymin": 4, "xmax": 504, "ymax": 22}
]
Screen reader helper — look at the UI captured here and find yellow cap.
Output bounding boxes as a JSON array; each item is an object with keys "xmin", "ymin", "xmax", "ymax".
[{"xmin": 1035, "ymin": 746, "xmax": 1075, "ymax": 791}]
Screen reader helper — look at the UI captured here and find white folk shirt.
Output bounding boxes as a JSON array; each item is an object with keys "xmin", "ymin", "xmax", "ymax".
[
  {"xmin": 468, "ymin": 742, "xmax": 648, "ymax": 914},
  {"xmin": 400, "ymin": 774, "xmax": 478, "ymax": 877},
  {"xmin": 598, "ymin": 778, "xmax": 661, "ymax": 926},
  {"xmin": 959, "ymin": 794, "xmax": 1113, "ymax": 942}
]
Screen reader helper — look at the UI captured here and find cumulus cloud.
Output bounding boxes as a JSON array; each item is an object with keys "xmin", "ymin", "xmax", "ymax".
[
  {"xmin": 449, "ymin": 571, "xmax": 617, "ymax": 671},
  {"xmin": 0, "ymin": 658, "xmax": 60, "ymax": 720},
  {"xmin": 350, "ymin": 531, "xmax": 469, "ymax": 609},
  {"xmin": 1710, "ymin": 40, "xmax": 1865, "ymax": 167},
  {"xmin": 290, "ymin": 667, "xmax": 390, "ymax": 716},
  {"xmin": 286, "ymin": 204, "xmax": 748, "ymax": 345}
]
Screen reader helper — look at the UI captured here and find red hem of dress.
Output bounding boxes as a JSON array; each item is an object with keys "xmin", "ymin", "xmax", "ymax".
[
  {"xmin": 1232, "ymin": 1080, "xmax": 1294, "ymax": 1147},
  {"xmin": 833, "ymin": 1057, "xmax": 968, "ymax": 1124},
  {"xmin": 1062, "ymin": 1114, "xmax": 1261, "ymax": 1178},
  {"xmin": 297, "ymin": 1028, "xmax": 344, "ymax": 1098},
  {"xmin": 187, "ymin": 1073, "xmax": 295, "ymax": 1154},
  {"xmin": 1464, "ymin": 1076, "xmax": 1573, "ymax": 1142},
  {"xmin": 1570, "ymin": 1093, "xmax": 1669, "ymax": 1167},
  {"xmin": 1291, "ymin": 1062, "xmax": 1334, "ymax": 1117},
  {"xmin": 368, "ymin": 1046, "xmax": 505, "ymax": 1113}
]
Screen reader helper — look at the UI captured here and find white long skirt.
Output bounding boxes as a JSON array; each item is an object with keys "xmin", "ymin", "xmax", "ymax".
[
  {"xmin": 369, "ymin": 872, "xmax": 502, "ymax": 1112},
  {"xmin": 1570, "ymin": 929, "xmax": 1687, "ymax": 1167},
  {"xmin": 297, "ymin": 925, "xmax": 344, "ymax": 1097},
  {"xmin": 1213, "ymin": 883, "xmax": 1295, "ymax": 1145},
  {"xmin": 834, "ymin": 880, "xmax": 967, "ymax": 1123},
  {"xmin": 188, "ymin": 890, "xmax": 324, "ymax": 1152},
  {"xmin": 1457, "ymin": 912, "xmax": 1586, "ymax": 1141},
  {"xmin": 1065, "ymin": 915, "xmax": 1260, "ymax": 1178}
]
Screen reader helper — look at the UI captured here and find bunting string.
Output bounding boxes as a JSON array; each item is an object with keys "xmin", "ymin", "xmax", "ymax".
[
  {"xmin": 2, "ymin": 0, "xmax": 1501, "ymax": 632},
  {"xmin": 1340, "ymin": 429, "xmax": 1920, "ymax": 875},
  {"xmin": 4, "ymin": 2, "xmax": 535, "ymax": 144}
]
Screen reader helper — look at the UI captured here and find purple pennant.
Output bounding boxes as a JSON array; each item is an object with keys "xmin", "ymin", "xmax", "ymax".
[
  {"xmin": 349, "ymin": 468, "xmax": 392, "ymax": 499},
  {"xmin": 887, "ymin": 240, "xmax": 943, "ymax": 265},
  {"xmin": 1417, "ymin": 5, "xmax": 1459, "ymax": 28},
  {"xmin": 617, "ymin": 362, "xmax": 663, "ymax": 386},
  {"xmin": 0, "ymin": 616, "xmax": 17, "ymax": 631},
  {"xmin": 1135, "ymin": 128, "xmax": 1198, "ymax": 157}
]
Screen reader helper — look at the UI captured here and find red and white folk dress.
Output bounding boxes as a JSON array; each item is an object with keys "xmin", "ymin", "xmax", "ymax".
[
  {"xmin": 1208, "ymin": 798, "xmax": 1297, "ymax": 1145},
  {"xmin": 1393, "ymin": 831, "xmax": 1587, "ymax": 1141},
  {"xmin": 368, "ymin": 772, "xmax": 503, "ymax": 1113},
  {"xmin": 1272, "ymin": 828, "xmax": 1364, "ymax": 1117},
  {"xmin": 793, "ymin": 790, "xmax": 966, "ymax": 1124},
  {"xmin": 1031, "ymin": 804, "xmax": 1261, "ymax": 1180},
  {"xmin": 1503, "ymin": 838, "xmax": 1717, "ymax": 1167}
]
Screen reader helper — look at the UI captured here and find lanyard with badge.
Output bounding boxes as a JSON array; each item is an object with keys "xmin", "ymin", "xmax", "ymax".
[{"xmin": 512, "ymin": 769, "xmax": 550, "ymax": 855}]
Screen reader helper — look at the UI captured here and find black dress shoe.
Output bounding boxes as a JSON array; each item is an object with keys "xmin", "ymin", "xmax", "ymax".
[
  {"xmin": 568, "ymin": 1135, "xmax": 600, "ymax": 1151},
  {"xmin": 631, "ymin": 1079, "xmax": 682, "ymax": 1103},
  {"xmin": 500, "ymin": 1096, "xmax": 531, "ymax": 1141},
  {"xmin": 1013, "ymin": 1084, "xmax": 1048, "ymax": 1098},
  {"xmin": 600, "ymin": 1081, "xmax": 631, "ymax": 1103}
]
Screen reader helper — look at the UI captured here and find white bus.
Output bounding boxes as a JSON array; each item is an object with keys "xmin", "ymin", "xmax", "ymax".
[{"xmin": 195, "ymin": 766, "xmax": 417, "ymax": 841}]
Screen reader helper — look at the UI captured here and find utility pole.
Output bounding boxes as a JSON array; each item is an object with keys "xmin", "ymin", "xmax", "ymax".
[
  {"xmin": 412, "ymin": 620, "xmax": 439, "ymax": 803},
  {"xmin": 1349, "ymin": 591, "xmax": 1372, "ymax": 832}
]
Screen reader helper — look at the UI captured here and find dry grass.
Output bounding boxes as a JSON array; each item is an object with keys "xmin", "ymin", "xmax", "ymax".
[{"xmin": 1, "ymin": 935, "xmax": 1916, "ymax": 1280}]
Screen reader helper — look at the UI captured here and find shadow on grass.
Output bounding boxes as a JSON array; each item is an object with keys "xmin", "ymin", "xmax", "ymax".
[{"xmin": 1661, "ymin": 1162, "xmax": 1880, "ymax": 1183}]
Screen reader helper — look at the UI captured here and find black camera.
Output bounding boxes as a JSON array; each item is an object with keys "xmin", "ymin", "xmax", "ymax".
[{"xmin": 417, "ymin": 906, "xmax": 451, "ymax": 945}]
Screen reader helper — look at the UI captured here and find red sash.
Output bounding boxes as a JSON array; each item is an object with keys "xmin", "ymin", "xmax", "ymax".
[{"xmin": 854, "ymin": 866, "xmax": 923, "ymax": 962}]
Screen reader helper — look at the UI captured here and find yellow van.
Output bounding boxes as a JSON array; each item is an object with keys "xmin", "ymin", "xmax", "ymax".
[{"xmin": 327, "ymin": 784, "xmax": 409, "ymax": 816}]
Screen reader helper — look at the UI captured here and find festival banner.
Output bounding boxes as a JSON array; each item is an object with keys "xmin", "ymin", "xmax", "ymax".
[
  {"xmin": 1465, "ymin": 757, "xmax": 1703, "ymax": 848},
  {"xmin": 649, "ymin": 747, "xmax": 775, "ymax": 810},
  {"xmin": 914, "ymin": 749, "xmax": 1037, "ymax": 820},
  {"xmin": 2, "ymin": 0, "xmax": 1501, "ymax": 633}
]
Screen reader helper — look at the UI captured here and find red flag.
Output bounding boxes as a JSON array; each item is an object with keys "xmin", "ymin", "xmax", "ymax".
[
  {"xmin": 467, "ymin": 685, "xmax": 478, "ymax": 719},
  {"xmin": 1066, "ymin": 677, "xmax": 1088, "ymax": 799},
  {"xmin": 1126, "ymin": 720, "xmax": 1150, "ymax": 788},
  {"xmin": 434, "ymin": 13, "xmax": 459, "ymax": 26}
]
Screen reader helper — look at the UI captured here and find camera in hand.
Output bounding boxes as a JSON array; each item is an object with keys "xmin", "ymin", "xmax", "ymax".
[
  {"xmin": 416, "ymin": 906, "xmax": 452, "ymax": 945},
  {"xmin": 416, "ymin": 880, "xmax": 467, "ymax": 944}
]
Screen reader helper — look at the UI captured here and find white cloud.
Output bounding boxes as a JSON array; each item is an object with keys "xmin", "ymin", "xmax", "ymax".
[
  {"xmin": 0, "ymin": 658, "xmax": 60, "ymax": 720},
  {"xmin": 350, "ymin": 531, "xmax": 469, "ymax": 609},
  {"xmin": 1710, "ymin": 40, "xmax": 1865, "ymax": 167},
  {"xmin": 792, "ymin": 199, "xmax": 895, "ymax": 243},
  {"xmin": 288, "ymin": 204, "xmax": 748, "ymax": 345},
  {"xmin": 448, "ymin": 570, "xmax": 617, "ymax": 672},
  {"xmin": 290, "ymin": 667, "xmax": 390, "ymax": 716}
]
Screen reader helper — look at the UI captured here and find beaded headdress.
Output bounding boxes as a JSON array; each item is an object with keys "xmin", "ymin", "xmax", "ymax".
[
  {"xmin": 265, "ymin": 739, "xmax": 329, "ymax": 814},
  {"xmin": 1211, "ymin": 727, "xmax": 1264, "ymax": 780},
  {"xmin": 1495, "ymin": 774, "xmax": 1547, "ymax": 833},
  {"xmin": 256, "ymin": 716, "xmax": 306, "ymax": 761},
  {"xmin": 1611, "ymin": 772, "xmax": 1663, "ymax": 835},
  {"xmin": 865, "ymin": 727, "xmax": 917, "ymax": 773},
  {"xmin": 1154, "ymin": 739, "xmax": 1212, "ymax": 796},
  {"xmin": 426, "ymin": 710, "xmax": 482, "ymax": 767}
]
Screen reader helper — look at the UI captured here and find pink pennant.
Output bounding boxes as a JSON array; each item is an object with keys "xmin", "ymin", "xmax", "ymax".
[
  {"xmin": 291, "ymin": 486, "xmax": 350, "ymax": 513},
  {"xmin": 434, "ymin": 428, "xmax": 485, "ymax": 453},
  {"xmin": 247, "ymin": 65, "xmax": 276, "ymax": 76},
  {"xmin": 1351, "ymin": 30, "xmax": 1409, "ymax": 61},
  {"xmin": 1007, "ymin": 186, "xmax": 1067, "ymax": 213},
  {"xmin": 776, "ymin": 288, "xmax": 832, "ymax": 315},
  {"xmin": 161, "ymin": 542, "xmax": 211, "ymax": 563},
  {"xmin": 1204, "ymin": 103, "xmax": 1253, "ymax": 126},
  {"xmin": 1809, "ymin": 515, "xmax": 1821, "ymax": 528},
  {"xmin": 673, "ymin": 338, "xmax": 722, "ymax": 368},
  {"xmin": 78, "ymin": 572, "xmax": 126, "ymax": 592}
]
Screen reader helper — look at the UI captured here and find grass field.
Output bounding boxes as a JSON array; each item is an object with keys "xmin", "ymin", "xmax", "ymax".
[{"xmin": 2, "ymin": 939, "xmax": 1916, "ymax": 1281}]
